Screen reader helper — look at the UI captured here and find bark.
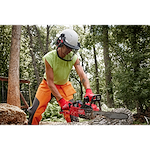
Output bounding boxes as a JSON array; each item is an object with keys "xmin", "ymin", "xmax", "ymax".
[
  {"xmin": 102, "ymin": 25, "xmax": 114, "ymax": 107},
  {"xmin": 7, "ymin": 25, "xmax": 21, "ymax": 108},
  {"xmin": 27, "ymin": 25, "xmax": 40, "ymax": 86}
]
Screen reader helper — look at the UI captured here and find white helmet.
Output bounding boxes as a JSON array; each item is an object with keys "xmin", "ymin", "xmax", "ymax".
[
  {"xmin": 56, "ymin": 29, "xmax": 80, "ymax": 61},
  {"xmin": 56, "ymin": 29, "xmax": 80, "ymax": 49}
]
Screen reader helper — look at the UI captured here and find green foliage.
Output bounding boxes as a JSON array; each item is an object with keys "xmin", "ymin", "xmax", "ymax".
[
  {"xmin": 41, "ymin": 98, "xmax": 65, "ymax": 122},
  {"xmin": 0, "ymin": 25, "xmax": 12, "ymax": 77},
  {"xmin": 110, "ymin": 25, "xmax": 150, "ymax": 111},
  {"xmin": 0, "ymin": 25, "xmax": 12, "ymax": 102}
]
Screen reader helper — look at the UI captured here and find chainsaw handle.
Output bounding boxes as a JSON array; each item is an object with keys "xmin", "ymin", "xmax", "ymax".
[
  {"xmin": 84, "ymin": 94, "xmax": 101, "ymax": 103},
  {"xmin": 84, "ymin": 94, "xmax": 101, "ymax": 110},
  {"xmin": 91, "ymin": 94, "xmax": 101, "ymax": 102}
]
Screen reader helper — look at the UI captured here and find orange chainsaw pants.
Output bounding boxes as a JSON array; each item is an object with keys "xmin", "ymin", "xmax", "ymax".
[{"xmin": 28, "ymin": 79, "xmax": 77, "ymax": 125}]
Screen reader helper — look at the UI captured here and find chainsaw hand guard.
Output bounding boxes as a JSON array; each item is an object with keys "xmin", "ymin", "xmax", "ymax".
[{"xmin": 84, "ymin": 94, "xmax": 101, "ymax": 111}]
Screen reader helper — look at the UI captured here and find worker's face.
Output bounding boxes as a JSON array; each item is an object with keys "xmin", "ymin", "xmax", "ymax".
[
  {"xmin": 61, "ymin": 45, "xmax": 72, "ymax": 58},
  {"xmin": 57, "ymin": 45, "xmax": 77, "ymax": 61}
]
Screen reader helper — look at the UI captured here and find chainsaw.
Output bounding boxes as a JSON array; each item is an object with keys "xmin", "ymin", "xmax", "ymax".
[{"xmin": 60, "ymin": 94, "xmax": 128, "ymax": 120}]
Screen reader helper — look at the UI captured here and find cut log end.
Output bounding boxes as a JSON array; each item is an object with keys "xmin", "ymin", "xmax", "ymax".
[{"xmin": 0, "ymin": 103, "xmax": 27, "ymax": 125}]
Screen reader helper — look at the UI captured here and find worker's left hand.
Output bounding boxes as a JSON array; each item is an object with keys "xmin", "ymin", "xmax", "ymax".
[{"xmin": 84, "ymin": 89, "xmax": 95, "ymax": 102}]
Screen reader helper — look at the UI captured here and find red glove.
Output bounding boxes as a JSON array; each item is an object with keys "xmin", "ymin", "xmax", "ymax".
[
  {"xmin": 58, "ymin": 98, "xmax": 72, "ymax": 110},
  {"xmin": 84, "ymin": 89, "xmax": 94, "ymax": 102}
]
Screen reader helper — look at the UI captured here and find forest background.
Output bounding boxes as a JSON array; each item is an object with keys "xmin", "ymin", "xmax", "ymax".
[{"xmin": 0, "ymin": 25, "xmax": 150, "ymax": 115}]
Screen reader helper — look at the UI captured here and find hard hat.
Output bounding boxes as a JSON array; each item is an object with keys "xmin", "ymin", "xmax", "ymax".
[{"xmin": 56, "ymin": 29, "xmax": 80, "ymax": 61}]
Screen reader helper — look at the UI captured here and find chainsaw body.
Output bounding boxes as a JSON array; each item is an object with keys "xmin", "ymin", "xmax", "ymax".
[{"xmin": 60, "ymin": 94, "xmax": 128, "ymax": 120}]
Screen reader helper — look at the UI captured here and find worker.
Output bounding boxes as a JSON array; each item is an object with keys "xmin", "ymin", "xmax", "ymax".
[{"xmin": 28, "ymin": 29, "xmax": 96, "ymax": 125}]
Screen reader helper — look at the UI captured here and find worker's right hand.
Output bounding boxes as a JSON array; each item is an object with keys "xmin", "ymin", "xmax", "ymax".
[
  {"xmin": 84, "ymin": 89, "xmax": 95, "ymax": 102},
  {"xmin": 58, "ymin": 98, "xmax": 72, "ymax": 110}
]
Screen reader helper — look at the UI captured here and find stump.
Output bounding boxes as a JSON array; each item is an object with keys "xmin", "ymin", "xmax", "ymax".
[{"xmin": 0, "ymin": 103, "xmax": 27, "ymax": 125}]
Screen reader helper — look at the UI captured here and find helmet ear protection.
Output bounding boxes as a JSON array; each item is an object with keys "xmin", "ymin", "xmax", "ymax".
[{"xmin": 56, "ymin": 34, "xmax": 65, "ymax": 48}]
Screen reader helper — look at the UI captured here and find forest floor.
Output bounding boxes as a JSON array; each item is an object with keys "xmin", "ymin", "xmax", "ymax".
[
  {"xmin": 132, "ymin": 111, "xmax": 150, "ymax": 125},
  {"xmin": 40, "ymin": 104, "xmax": 150, "ymax": 125},
  {"xmin": 39, "ymin": 118, "xmax": 150, "ymax": 128},
  {"xmin": 0, "ymin": 105, "xmax": 150, "ymax": 128},
  {"xmin": 39, "ymin": 121, "xmax": 150, "ymax": 128}
]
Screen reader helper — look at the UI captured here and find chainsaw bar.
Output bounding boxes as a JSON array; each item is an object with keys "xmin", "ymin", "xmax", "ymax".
[
  {"xmin": 93, "ymin": 111, "xmax": 128, "ymax": 119},
  {"xmin": 79, "ymin": 109, "xmax": 128, "ymax": 120}
]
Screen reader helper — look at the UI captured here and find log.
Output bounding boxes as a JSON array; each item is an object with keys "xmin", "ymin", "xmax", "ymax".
[{"xmin": 40, "ymin": 108, "xmax": 134, "ymax": 128}]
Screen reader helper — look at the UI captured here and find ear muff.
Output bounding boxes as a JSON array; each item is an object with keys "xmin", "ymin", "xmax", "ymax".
[
  {"xmin": 56, "ymin": 38, "xmax": 60, "ymax": 46},
  {"xmin": 56, "ymin": 34, "xmax": 65, "ymax": 48}
]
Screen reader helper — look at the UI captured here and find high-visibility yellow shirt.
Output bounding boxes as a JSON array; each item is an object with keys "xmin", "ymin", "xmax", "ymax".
[{"xmin": 43, "ymin": 50, "xmax": 77, "ymax": 85}]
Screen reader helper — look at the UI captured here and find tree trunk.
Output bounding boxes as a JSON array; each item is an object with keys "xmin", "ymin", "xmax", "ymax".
[
  {"xmin": 27, "ymin": 25, "xmax": 40, "ymax": 86},
  {"xmin": 89, "ymin": 25, "xmax": 100, "ymax": 94},
  {"xmin": 93, "ymin": 46, "xmax": 100, "ymax": 94},
  {"xmin": 102, "ymin": 25, "xmax": 114, "ymax": 108},
  {"xmin": 46, "ymin": 25, "xmax": 50, "ymax": 54},
  {"xmin": 34, "ymin": 25, "xmax": 45, "ymax": 55},
  {"xmin": 130, "ymin": 26, "xmax": 144, "ymax": 113},
  {"xmin": 7, "ymin": 25, "xmax": 21, "ymax": 108},
  {"xmin": 79, "ymin": 52, "xmax": 84, "ymax": 100}
]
